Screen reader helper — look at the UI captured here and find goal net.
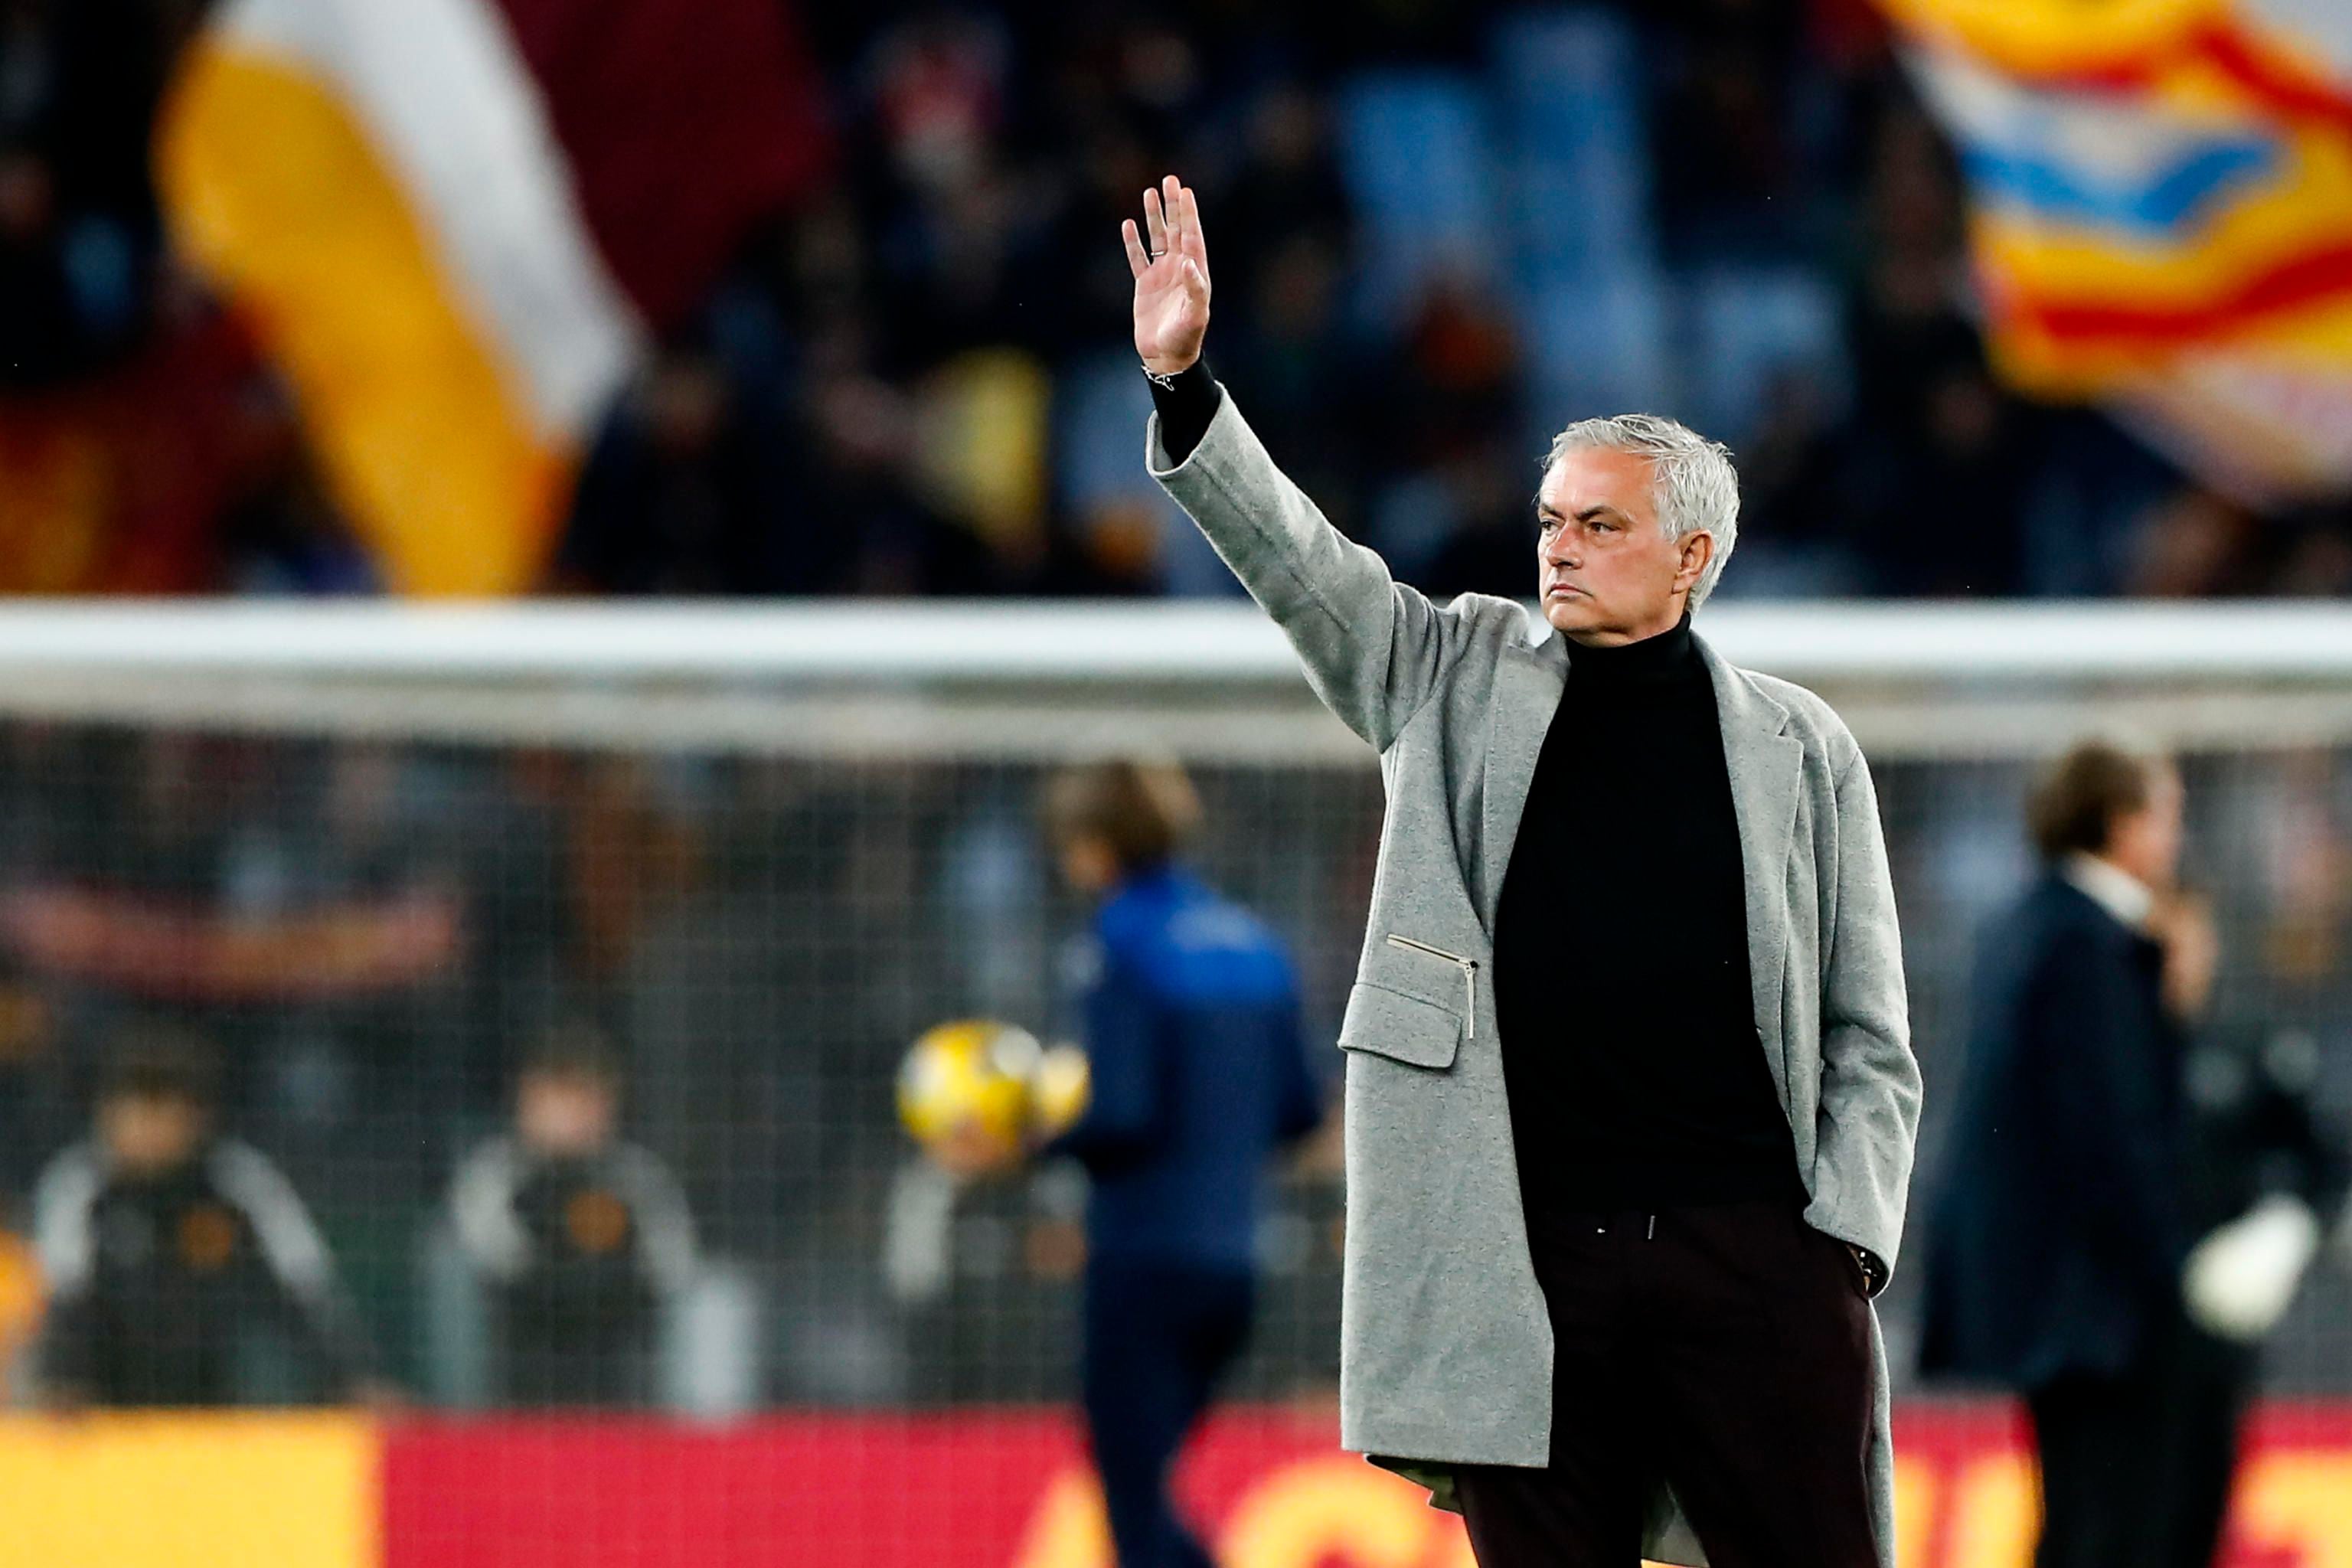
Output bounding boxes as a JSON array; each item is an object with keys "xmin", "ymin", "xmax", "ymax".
[{"xmin": 0, "ymin": 599, "xmax": 2347, "ymax": 1568}]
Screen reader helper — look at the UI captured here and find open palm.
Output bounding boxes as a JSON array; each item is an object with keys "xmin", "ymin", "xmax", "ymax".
[{"xmin": 1122, "ymin": 175, "xmax": 1211, "ymax": 374}]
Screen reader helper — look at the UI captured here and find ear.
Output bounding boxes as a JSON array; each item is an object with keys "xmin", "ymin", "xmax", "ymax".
[{"xmin": 1674, "ymin": 531, "xmax": 1714, "ymax": 596}]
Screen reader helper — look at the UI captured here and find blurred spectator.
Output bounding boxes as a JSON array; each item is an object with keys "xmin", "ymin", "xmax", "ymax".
[
  {"xmin": 448, "ymin": 1023, "xmax": 697, "ymax": 1407},
  {"xmin": 561, "ymin": 340, "xmax": 800, "ymax": 596},
  {"xmin": 1365, "ymin": 273, "xmax": 1525, "ymax": 583},
  {"xmin": 29, "ymin": 1026, "xmax": 383, "ymax": 1406},
  {"xmin": 0, "ymin": 733, "xmax": 465, "ymax": 1143},
  {"xmin": 0, "ymin": 0, "xmax": 174, "ymax": 386},
  {"xmin": 2125, "ymin": 488, "xmax": 2267, "ymax": 599},
  {"xmin": 1841, "ymin": 95, "xmax": 2043, "ymax": 596},
  {"xmin": 1648, "ymin": 0, "xmax": 1821, "ymax": 262}
]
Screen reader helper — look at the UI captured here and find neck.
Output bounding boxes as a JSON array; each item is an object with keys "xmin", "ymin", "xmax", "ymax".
[
  {"xmin": 1108, "ymin": 860, "xmax": 1181, "ymax": 897},
  {"xmin": 2060, "ymin": 852, "xmax": 2156, "ymax": 929},
  {"xmin": 1562, "ymin": 612, "xmax": 1697, "ymax": 690}
]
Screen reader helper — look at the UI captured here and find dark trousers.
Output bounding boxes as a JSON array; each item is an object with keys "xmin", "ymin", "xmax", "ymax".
[
  {"xmin": 2027, "ymin": 1316, "xmax": 2255, "ymax": 1568},
  {"xmin": 1452, "ymin": 1199, "xmax": 1877, "ymax": 1568},
  {"xmin": 1080, "ymin": 1259, "xmax": 1254, "ymax": 1568}
]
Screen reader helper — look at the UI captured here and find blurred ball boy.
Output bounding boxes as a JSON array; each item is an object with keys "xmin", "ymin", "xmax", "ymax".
[
  {"xmin": 449, "ymin": 1024, "xmax": 697, "ymax": 1407},
  {"xmin": 31, "ymin": 1027, "xmax": 384, "ymax": 1407},
  {"xmin": 1922, "ymin": 740, "xmax": 2345, "ymax": 1568},
  {"xmin": 1035, "ymin": 757, "xmax": 1325, "ymax": 1568}
]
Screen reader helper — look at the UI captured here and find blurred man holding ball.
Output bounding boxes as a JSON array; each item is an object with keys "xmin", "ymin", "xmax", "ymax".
[
  {"xmin": 1125, "ymin": 176, "xmax": 1919, "ymax": 1568},
  {"xmin": 903, "ymin": 757, "xmax": 1324, "ymax": 1568},
  {"xmin": 1043, "ymin": 756, "xmax": 1325, "ymax": 1568}
]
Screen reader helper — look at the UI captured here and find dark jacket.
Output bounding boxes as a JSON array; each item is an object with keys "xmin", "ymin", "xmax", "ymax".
[
  {"xmin": 1047, "ymin": 864, "xmax": 1323, "ymax": 1273},
  {"xmin": 449, "ymin": 1136, "xmax": 697, "ymax": 1406},
  {"xmin": 1919, "ymin": 873, "xmax": 2188, "ymax": 1388},
  {"xmin": 32, "ymin": 1136, "xmax": 376, "ymax": 1405}
]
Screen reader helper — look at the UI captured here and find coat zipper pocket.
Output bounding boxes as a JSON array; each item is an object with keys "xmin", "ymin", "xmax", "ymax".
[{"xmin": 1383, "ymin": 933, "xmax": 1479, "ymax": 1040}]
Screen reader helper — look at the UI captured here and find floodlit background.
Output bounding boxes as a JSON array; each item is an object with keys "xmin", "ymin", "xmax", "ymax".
[{"xmin": 0, "ymin": 2, "xmax": 2346, "ymax": 1566}]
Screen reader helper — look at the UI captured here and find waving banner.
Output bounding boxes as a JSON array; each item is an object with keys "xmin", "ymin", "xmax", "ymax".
[
  {"xmin": 155, "ymin": 0, "xmax": 828, "ymax": 593},
  {"xmin": 1882, "ymin": 0, "xmax": 2352, "ymax": 503}
]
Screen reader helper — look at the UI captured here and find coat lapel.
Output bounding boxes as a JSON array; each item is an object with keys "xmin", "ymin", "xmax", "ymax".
[
  {"xmin": 1478, "ymin": 627, "xmax": 1567, "ymax": 929},
  {"xmin": 1701, "ymin": 639, "xmax": 1802, "ymax": 1098}
]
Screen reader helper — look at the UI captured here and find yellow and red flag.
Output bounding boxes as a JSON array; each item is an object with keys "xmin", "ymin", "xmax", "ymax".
[
  {"xmin": 1883, "ymin": 0, "xmax": 2352, "ymax": 503},
  {"xmin": 155, "ymin": 0, "xmax": 828, "ymax": 593}
]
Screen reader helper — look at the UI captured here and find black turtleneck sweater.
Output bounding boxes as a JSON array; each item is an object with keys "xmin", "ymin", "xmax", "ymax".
[{"xmin": 1491, "ymin": 614, "xmax": 1801, "ymax": 1215}]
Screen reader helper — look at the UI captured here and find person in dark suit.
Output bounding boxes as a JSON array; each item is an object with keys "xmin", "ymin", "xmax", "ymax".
[{"xmin": 1919, "ymin": 739, "xmax": 2328, "ymax": 1568}]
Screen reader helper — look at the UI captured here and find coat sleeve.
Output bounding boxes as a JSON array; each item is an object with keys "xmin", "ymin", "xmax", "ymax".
[
  {"xmin": 449, "ymin": 1139, "xmax": 534, "ymax": 1282},
  {"xmin": 213, "ymin": 1142, "xmax": 381, "ymax": 1392},
  {"xmin": 613, "ymin": 1145, "xmax": 700, "ymax": 1296},
  {"xmin": 29, "ymin": 1145, "xmax": 103, "ymax": 1396},
  {"xmin": 1810, "ymin": 747, "xmax": 1922, "ymax": 1289},
  {"xmin": 1148, "ymin": 386, "xmax": 1468, "ymax": 753},
  {"xmin": 1044, "ymin": 949, "xmax": 1167, "ymax": 1171},
  {"xmin": 1272, "ymin": 986, "xmax": 1328, "ymax": 1146}
]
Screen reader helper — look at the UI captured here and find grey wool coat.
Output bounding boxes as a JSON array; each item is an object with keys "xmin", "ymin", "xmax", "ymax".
[{"xmin": 1148, "ymin": 387, "xmax": 1922, "ymax": 1568}]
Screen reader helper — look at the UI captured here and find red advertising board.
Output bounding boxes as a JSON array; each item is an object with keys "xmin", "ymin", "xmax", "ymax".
[{"xmin": 383, "ymin": 1401, "xmax": 2352, "ymax": 1568}]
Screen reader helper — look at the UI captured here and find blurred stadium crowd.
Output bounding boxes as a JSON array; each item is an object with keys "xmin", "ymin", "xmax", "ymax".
[{"xmin": 5, "ymin": 0, "xmax": 2349, "ymax": 598}]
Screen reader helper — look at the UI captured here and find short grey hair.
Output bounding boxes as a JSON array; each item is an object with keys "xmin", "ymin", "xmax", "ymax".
[{"xmin": 1542, "ymin": 413, "xmax": 1740, "ymax": 611}]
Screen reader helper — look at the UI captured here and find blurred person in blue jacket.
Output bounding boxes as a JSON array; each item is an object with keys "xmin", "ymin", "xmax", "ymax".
[
  {"xmin": 1920, "ymin": 740, "xmax": 2345, "ymax": 1568},
  {"xmin": 1038, "ymin": 756, "xmax": 1327, "ymax": 1568}
]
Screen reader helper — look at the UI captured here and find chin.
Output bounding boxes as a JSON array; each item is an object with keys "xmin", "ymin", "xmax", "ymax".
[{"xmin": 1542, "ymin": 596, "xmax": 1602, "ymax": 634}]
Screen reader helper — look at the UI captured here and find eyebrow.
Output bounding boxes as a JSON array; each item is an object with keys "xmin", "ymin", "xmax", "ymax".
[{"xmin": 1534, "ymin": 502, "xmax": 1632, "ymax": 524}]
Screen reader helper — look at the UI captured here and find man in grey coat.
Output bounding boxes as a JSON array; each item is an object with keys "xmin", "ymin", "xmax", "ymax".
[{"xmin": 1120, "ymin": 176, "xmax": 1919, "ymax": 1567}]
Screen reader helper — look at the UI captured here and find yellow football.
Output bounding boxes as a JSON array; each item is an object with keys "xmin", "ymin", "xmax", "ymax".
[
  {"xmin": 897, "ymin": 1019, "xmax": 1045, "ymax": 1168},
  {"xmin": 1029, "ymin": 1044, "xmax": 1092, "ymax": 1139}
]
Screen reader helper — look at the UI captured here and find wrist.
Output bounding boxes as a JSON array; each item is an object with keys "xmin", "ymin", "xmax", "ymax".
[{"xmin": 1141, "ymin": 351, "xmax": 1198, "ymax": 379}]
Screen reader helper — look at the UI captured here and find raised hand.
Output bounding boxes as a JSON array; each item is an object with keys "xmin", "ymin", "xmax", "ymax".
[{"xmin": 1122, "ymin": 174, "xmax": 1210, "ymax": 375}]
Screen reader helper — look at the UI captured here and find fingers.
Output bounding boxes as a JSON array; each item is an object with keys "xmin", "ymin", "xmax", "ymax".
[
  {"xmin": 1142, "ymin": 186, "xmax": 1168, "ymax": 256},
  {"xmin": 1136, "ymin": 177, "xmax": 1206, "ymax": 279},
  {"xmin": 1161, "ymin": 175, "xmax": 1188, "ymax": 263}
]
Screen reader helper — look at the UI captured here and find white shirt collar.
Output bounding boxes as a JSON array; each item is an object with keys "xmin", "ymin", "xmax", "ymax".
[{"xmin": 2061, "ymin": 852, "xmax": 2155, "ymax": 931}]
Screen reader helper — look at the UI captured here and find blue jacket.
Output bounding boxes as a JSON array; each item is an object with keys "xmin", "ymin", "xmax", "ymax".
[
  {"xmin": 1918, "ymin": 874, "xmax": 2188, "ymax": 1388},
  {"xmin": 1047, "ymin": 865, "xmax": 1323, "ymax": 1272}
]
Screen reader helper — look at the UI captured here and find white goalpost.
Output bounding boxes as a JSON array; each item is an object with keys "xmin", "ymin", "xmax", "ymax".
[{"xmin": 0, "ymin": 599, "xmax": 2344, "ymax": 761}]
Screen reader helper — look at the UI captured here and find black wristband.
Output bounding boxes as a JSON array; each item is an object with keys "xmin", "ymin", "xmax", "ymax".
[{"xmin": 1146, "ymin": 359, "xmax": 1220, "ymax": 464}]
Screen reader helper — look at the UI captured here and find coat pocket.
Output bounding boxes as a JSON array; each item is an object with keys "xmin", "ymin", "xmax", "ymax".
[{"xmin": 1338, "ymin": 980, "xmax": 1464, "ymax": 1071}]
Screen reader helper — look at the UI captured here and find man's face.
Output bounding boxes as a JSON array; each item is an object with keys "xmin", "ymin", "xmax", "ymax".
[
  {"xmin": 516, "ymin": 1072, "xmax": 618, "ymax": 1158},
  {"xmin": 2108, "ymin": 765, "xmax": 2186, "ymax": 890},
  {"xmin": 99, "ymin": 1093, "xmax": 205, "ymax": 1178},
  {"xmin": 1056, "ymin": 833, "xmax": 1119, "ymax": 896},
  {"xmin": 1535, "ymin": 447, "xmax": 1710, "ymax": 645}
]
